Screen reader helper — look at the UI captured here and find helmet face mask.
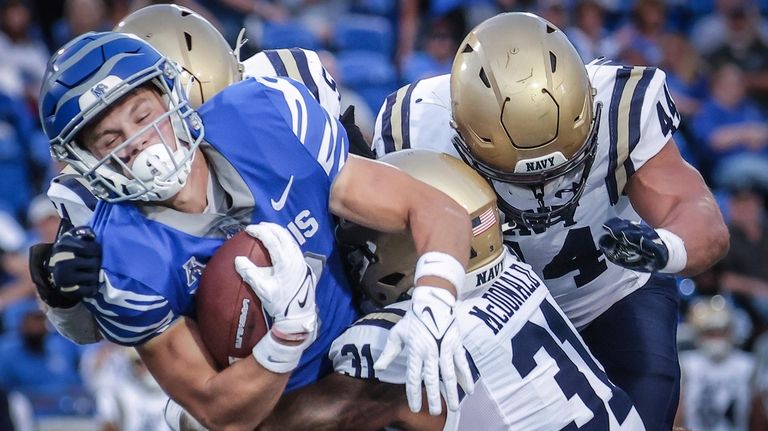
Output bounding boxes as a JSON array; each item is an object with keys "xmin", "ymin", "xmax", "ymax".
[
  {"xmin": 454, "ymin": 102, "xmax": 602, "ymax": 231},
  {"xmin": 450, "ymin": 12, "xmax": 599, "ymax": 231},
  {"xmin": 41, "ymin": 32, "xmax": 204, "ymax": 202}
]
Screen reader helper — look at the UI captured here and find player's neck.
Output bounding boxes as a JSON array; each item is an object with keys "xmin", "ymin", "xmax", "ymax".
[{"xmin": 163, "ymin": 149, "xmax": 210, "ymax": 213}]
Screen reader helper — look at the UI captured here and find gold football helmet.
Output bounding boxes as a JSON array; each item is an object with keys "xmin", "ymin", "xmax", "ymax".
[
  {"xmin": 688, "ymin": 295, "xmax": 732, "ymax": 333},
  {"xmin": 451, "ymin": 12, "xmax": 601, "ymax": 230},
  {"xmin": 339, "ymin": 149, "xmax": 505, "ymax": 306},
  {"xmin": 114, "ymin": 4, "xmax": 242, "ymax": 108}
]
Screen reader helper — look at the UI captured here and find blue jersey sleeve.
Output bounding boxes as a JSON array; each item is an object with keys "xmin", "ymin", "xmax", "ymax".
[
  {"xmin": 82, "ymin": 269, "xmax": 178, "ymax": 346},
  {"xmin": 256, "ymin": 76, "xmax": 349, "ymax": 182}
]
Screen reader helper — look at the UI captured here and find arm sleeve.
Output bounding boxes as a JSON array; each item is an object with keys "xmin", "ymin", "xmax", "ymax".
[
  {"xmin": 329, "ymin": 304, "xmax": 408, "ymax": 384},
  {"xmin": 371, "ymin": 75, "xmax": 454, "ymax": 158},
  {"xmin": 604, "ymin": 66, "xmax": 681, "ymax": 204},
  {"xmin": 47, "ymin": 173, "xmax": 98, "ymax": 226},
  {"xmin": 626, "ymin": 68, "xmax": 681, "ymax": 170},
  {"xmin": 258, "ymin": 76, "xmax": 349, "ymax": 182},
  {"xmin": 82, "ymin": 270, "xmax": 179, "ymax": 346},
  {"xmin": 45, "ymin": 302, "xmax": 102, "ymax": 344},
  {"xmin": 243, "ymin": 48, "xmax": 342, "ymax": 119},
  {"xmin": 372, "ymin": 84, "xmax": 414, "ymax": 158}
]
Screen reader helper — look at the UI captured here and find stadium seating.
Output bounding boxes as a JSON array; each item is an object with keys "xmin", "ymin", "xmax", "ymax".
[
  {"xmin": 337, "ymin": 51, "xmax": 397, "ymax": 88},
  {"xmin": 333, "ymin": 15, "xmax": 394, "ymax": 55},
  {"xmin": 260, "ymin": 21, "xmax": 320, "ymax": 50}
]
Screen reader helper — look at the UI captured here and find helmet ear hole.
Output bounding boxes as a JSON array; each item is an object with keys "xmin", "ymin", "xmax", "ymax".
[
  {"xmin": 479, "ymin": 68, "xmax": 491, "ymax": 88},
  {"xmin": 184, "ymin": 32, "xmax": 192, "ymax": 51},
  {"xmin": 549, "ymin": 52, "xmax": 557, "ymax": 73},
  {"xmin": 379, "ymin": 272, "xmax": 405, "ymax": 287}
]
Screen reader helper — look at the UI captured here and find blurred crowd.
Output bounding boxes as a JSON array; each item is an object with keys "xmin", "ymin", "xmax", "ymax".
[{"xmin": 1, "ymin": 0, "xmax": 768, "ymax": 429}]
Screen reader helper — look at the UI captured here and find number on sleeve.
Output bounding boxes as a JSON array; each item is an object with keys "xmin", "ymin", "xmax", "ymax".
[{"xmin": 340, "ymin": 343, "xmax": 375, "ymax": 379}]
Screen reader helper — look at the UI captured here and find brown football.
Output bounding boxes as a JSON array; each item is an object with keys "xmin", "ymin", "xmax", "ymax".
[{"xmin": 195, "ymin": 230, "xmax": 271, "ymax": 370}]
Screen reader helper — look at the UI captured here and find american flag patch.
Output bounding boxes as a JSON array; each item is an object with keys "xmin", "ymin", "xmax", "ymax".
[{"xmin": 471, "ymin": 208, "xmax": 496, "ymax": 236}]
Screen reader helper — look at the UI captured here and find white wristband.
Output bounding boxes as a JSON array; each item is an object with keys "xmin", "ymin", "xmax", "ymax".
[
  {"xmin": 656, "ymin": 228, "xmax": 687, "ymax": 274},
  {"xmin": 415, "ymin": 252, "xmax": 465, "ymax": 295},
  {"xmin": 252, "ymin": 331, "xmax": 306, "ymax": 374},
  {"xmin": 164, "ymin": 398, "xmax": 208, "ymax": 431}
]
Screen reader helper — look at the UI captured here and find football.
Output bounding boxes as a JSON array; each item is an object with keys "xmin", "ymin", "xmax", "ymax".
[{"xmin": 195, "ymin": 231, "xmax": 271, "ymax": 370}]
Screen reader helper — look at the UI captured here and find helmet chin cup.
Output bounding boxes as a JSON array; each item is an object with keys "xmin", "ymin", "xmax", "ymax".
[{"xmin": 129, "ymin": 143, "xmax": 191, "ymax": 201}]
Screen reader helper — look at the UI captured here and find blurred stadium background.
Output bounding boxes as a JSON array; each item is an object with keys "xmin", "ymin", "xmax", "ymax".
[{"xmin": 1, "ymin": 0, "xmax": 768, "ymax": 429}]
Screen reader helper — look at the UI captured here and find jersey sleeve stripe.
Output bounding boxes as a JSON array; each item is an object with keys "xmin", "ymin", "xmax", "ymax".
[
  {"xmin": 606, "ymin": 67, "xmax": 630, "ymax": 205},
  {"xmin": 623, "ymin": 68, "xmax": 656, "ymax": 180},
  {"xmin": 288, "ymin": 48, "xmax": 321, "ymax": 103},
  {"xmin": 399, "ymin": 79, "xmax": 420, "ymax": 150},
  {"xmin": 263, "ymin": 50, "xmax": 288, "ymax": 78},
  {"xmin": 352, "ymin": 308, "xmax": 405, "ymax": 329},
  {"xmin": 55, "ymin": 174, "xmax": 98, "ymax": 211},
  {"xmin": 380, "ymin": 89, "xmax": 400, "ymax": 154},
  {"xmin": 606, "ymin": 66, "xmax": 646, "ymax": 205}
]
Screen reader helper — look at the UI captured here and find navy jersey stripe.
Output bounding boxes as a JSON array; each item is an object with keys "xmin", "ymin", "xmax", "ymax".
[
  {"xmin": 55, "ymin": 175, "xmax": 98, "ymax": 211},
  {"xmin": 289, "ymin": 48, "xmax": 320, "ymax": 102},
  {"xmin": 353, "ymin": 318, "xmax": 397, "ymax": 330},
  {"xmin": 380, "ymin": 90, "xmax": 399, "ymax": 154},
  {"xmin": 606, "ymin": 66, "xmax": 632, "ymax": 205},
  {"xmin": 399, "ymin": 80, "xmax": 419, "ymax": 149},
  {"xmin": 264, "ymin": 50, "xmax": 288, "ymax": 78},
  {"xmin": 623, "ymin": 68, "xmax": 656, "ymax": 180}
]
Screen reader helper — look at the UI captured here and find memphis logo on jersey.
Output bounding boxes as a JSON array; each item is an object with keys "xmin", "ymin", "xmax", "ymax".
[{"xmin": 472, "ymin": 208, "xmax": 496, "ymax": 236}]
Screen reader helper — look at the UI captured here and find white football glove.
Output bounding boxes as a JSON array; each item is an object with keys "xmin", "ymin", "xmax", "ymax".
[
  {"xmin": 234, "ymin": 223, "xmax": 318, "ymax": 372},
  {"xmin": 374, "ymin": 286, "xmax": 474, "ymax": 415}
]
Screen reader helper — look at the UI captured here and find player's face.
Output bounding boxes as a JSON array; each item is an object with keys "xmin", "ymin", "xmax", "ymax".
[{"xmin": 80, "ymin": 86, "xmax": 176, "ymax": 176}]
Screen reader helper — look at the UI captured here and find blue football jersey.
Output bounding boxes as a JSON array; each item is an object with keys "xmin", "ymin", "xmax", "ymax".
[{"xmin": 86, "ymin": 76, "xmax": 357, "ymax": 391}]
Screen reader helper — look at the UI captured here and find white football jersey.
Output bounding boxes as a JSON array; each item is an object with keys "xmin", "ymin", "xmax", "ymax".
[
  {"xmin": 330, "ymin": 251, "xmax": 645, "ymax": 430},
  {"xmin": 679, "ymin": 350, "xmax": 756, "ymax": 431},
  {"xmin": 47, "ymin": 48, "xmax": 342, "ymax": 228},
  {"xmin": 371, "ymin": 60, "xmax": 681, "ymax": 329}
]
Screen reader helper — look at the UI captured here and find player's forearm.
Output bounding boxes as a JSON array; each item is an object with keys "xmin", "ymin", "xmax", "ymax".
[
  {"xmin": 627, "ymin": 141, "xmax": 729, "ymax": 276},
  {"xmin": 330, "ymin": 156, "xmax": 471, "ymax": 294},
  {"xmin": 195, "ymin": 357, "xmax": 289, "ymax": 430},
  {"xmin": 408, "ymin": 194, "xmax": 471, "ymax": 296},
  {"xmin": 653, "ymin": 195, "xmax": 729, "ymax": 276},
  {"xmin": 138, "ymin": 319, "xmax": 289, "ymax": 431}
]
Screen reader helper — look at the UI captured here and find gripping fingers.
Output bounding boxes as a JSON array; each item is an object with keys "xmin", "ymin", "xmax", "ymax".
[
  {"xmin": 373, "ymin": 325, "xmax": 405, "ymax": 371},
  {"xmin": 424, "ymin": 357, "xmax": 442, "ymax": 415},
  {"xmin": 406, "ymin": 352, "xmax": 424, "ymax": 413},
  {"xmin": 234, "ymin": 256, "xmax": 271, "ymax": 298},
  {"xmin": 244, "ymin": 224, "xmax": 282, "ymax": 253},
  {"xmin": 454, "ymin": 349, "xmax": 475, "ymax": 397},
  {"xmin": 440, "ymin": 354, "xmax": 459, "ymax": 412}
]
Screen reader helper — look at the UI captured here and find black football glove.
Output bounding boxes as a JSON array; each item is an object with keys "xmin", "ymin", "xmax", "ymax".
[
  {"xmin": 598, "ymin": 217, "xmax": 669, "ymax": 273},
  {"xmin": 47, "ymin": 226, "xmax": 103, "ymax": 299},
  {"xmin": 29, "ymin": 242, "xmax": 78, "ymax": 308},
  {"xmin": 340, "ymin": 106, "xmax": 375, "ymax": 159}
]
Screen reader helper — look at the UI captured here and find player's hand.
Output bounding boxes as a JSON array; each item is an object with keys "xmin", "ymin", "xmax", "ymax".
[
  {"xmin": 29, "ymin": 243, "xmax": 77, "ymax": 308},
  {"xmin": 374, "ymin": 286, "xmax": 474, "ymax": 416},
  {"xmin": 47, "ymin": 226, "xmax": 103, "ymax": 299},
  {"xmin": 235, "ymin": 222, "xmax": 318, "ymax": 342},
  {"xmin": 598, "ymin": 217, "xmax": 669, "ymax": 272},
  {"xmin": 340, "ymin": 106, "xmax": 376, "ymax": 159}
]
